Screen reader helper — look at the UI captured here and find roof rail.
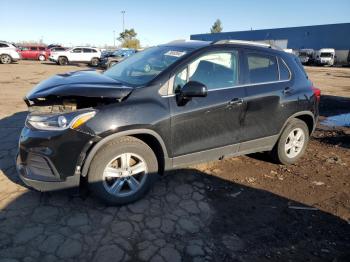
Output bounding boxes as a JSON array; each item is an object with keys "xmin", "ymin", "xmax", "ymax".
[{"xmin": 212, "ymin": 39, "xmax": 282, "ymax": 50}]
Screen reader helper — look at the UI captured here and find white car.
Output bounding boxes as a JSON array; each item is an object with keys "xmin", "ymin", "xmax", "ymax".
[
  {"xmin": 0, "ymin": 41, "xmax": 21, "ymax": 64},
  {"xmin": 49, "ymin": 47, "xmax": 101, "ymax": 66}
]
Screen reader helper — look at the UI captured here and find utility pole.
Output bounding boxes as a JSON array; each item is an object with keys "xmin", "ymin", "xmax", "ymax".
[
  {"xmin": 121, "ymin": 10, "xmax": 126, "ymax": 32},
  {"xmin": 113, "ymin": 30, "xmax": 115, "ymax": 47}
]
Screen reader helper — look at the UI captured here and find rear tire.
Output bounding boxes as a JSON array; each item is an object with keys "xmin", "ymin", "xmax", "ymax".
[
  {"xmin": 0, "ymin": 54, "xmax": 12, "ymax": 64},
  {"xmin": 88, "ymin": 136, "xmax": 158, "ymax": 205},
  {"xmin": 270, "ymin": 119, "xmax": 309, "ymax": 165},
  {"xmin": 58, "ymin": 56, "xmax": 68, "ymax": 65},
  {"xmin": 90, "ymin": 57, "xmax": 99, "ymax": 67}
]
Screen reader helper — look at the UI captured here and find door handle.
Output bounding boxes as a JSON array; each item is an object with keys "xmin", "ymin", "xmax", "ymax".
[
  {"xmin": 283, "ymin": 87, "xmax": 293, "ymax": 95},
  {"xmin": 228, "ymin": 98, "xmax": 244, "ymax": 106}
]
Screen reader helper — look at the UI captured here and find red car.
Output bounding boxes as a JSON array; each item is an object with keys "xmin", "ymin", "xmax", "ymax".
[{"xmin": 18, "ymin": 45, "xmax": 50, "ymax": 61}]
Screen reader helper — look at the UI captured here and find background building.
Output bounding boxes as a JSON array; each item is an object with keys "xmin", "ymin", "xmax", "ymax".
[{"xmin": 191, "ymin": 23, "xmax": 350, "ymax": 64}]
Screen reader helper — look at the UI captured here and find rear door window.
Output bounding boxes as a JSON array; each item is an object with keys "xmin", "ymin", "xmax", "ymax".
[
  {"xmin": 83, "ymin": 48, "xmax": 92, "ymax": 53},
  {"xmin": 72, "ymin": 48, "xmax": 82, "ymax": 53},
  {"xmin": 0, "ymin": 43, "xmax": 9, "ymax": 48},
  {"xmin": 30, "ymin": 47, "xmax": 37, "ymax": 51},
  {"xmin": 246, "ymin": 53, "xmax": 278, "ymax": 84}
]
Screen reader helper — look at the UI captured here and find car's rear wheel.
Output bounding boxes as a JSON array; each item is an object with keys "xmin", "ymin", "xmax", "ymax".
[
  {"xmin": 58, "ymin": 56, "xmax": 68, "ymax": 65},
  {"xmin": 0, "ymin": 54, "xmax": 12, "ymax": 64},
  {"xmin": 88, "ymin": 136, "xmax": 158, "ymax": 205},
  {"xmin": 270, "ymin": 119, "xmax": 309, "ymax": 165},
  {"xmin": 38, "ymin": 54, "xmax": 46, "ymax": 61},
  {"xmin": 90, "ymin": 57, "xmax": 99, "ymax": 67}
]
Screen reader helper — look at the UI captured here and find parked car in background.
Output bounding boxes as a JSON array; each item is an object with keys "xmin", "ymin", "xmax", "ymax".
[
  {"xmin": 298, "ymin": 49, "xmax": 315, "ymax": 65},
  {"xmin": 49, "ymin": 47, "xmax": 101, "ymax": 66},
  {"xmin": 99, "ymin": 48, "xmax": 136, "ymax": 68},
  {"xmin": 101, "ymin": 50, "xmax": 116, "ymax": 59},
  {"xmin": 315, "ymin": 48, "xmax": 335, "ymax": 66},
  {"xmin": 18, "ymin": 45, "xmax": 50, "ymax": 61},
  {"xmin": 49, "ymin": 47, "xmax": 68, "ymax": 52},
  {"xmin": 17, "ymin": 40, "xmax": 320, "ymax": 205},
  {"xmin": 47, "ymin": 44, "xmax": 62, "ymax": 49},
  {"xmin": 0, "ymin": 41, "xmax": 21, "ymax": 64}
]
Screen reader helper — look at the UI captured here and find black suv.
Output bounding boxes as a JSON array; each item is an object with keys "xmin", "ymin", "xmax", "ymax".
[{"xmin": 17, "ymin": 40, "xmax": 320, "ymax": 204}]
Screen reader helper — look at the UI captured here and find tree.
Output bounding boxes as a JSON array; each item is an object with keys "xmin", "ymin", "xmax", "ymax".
[
  {"xmin": 122, "ymin": 38, "xmax": 140, "ymax": 49},
  {"xmin": 118, "ymin": 28, "xmax": 140, "ymax": 49},
  {"xmin": 210, "ymin": 19, "xmax": 223, "ymax": 33}
]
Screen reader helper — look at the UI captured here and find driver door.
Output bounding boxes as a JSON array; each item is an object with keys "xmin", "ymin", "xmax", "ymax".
[{"xmin": 169, "ymin": 49, "xmax": 246, "ymax": 159}]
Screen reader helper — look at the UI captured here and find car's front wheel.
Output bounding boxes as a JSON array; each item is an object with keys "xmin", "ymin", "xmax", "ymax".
[
  {"xmin": 270, "ymin": 119, "xmax": 309, "ymax": 165},
  {"xmin": 108, "ymin": 61, "xmax": 117, "ymax": 68},
  {"xmin": 58, "ymin": 56, "xmax": 68, "ymax": 65},
  {"xmin": 0, "ymin": 54, "xmax": 12, "ymax": 64},
  {"xmin": 88, "ymin": 136, "xmax": 158, "ymax": 205},
  {"xmin": 38, "ymin": 54, "xmax": 46, "ymax": 61}
]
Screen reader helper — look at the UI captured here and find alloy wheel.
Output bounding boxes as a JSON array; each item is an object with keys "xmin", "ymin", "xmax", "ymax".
[
  {"xmin": 1, "ymin": 55, "xmax": 11, "ymax": 64},
  {"xmin": 284, "ymin": 127, "xmax": 305, "ymax": 158},
  {"xmin": 102, "ymin": 153, "xmax": 148, "ymax": 197}
]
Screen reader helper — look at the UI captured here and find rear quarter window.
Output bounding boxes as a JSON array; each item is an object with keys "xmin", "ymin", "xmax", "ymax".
[{"xmin": 278, "ymin": 57, "xmax": 291, "ymax": 80}]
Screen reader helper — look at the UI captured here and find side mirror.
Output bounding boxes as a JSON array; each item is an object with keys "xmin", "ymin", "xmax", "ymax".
[{"xmin": 180, "ymin": 81, "xmax": 208, "ymax": 99}]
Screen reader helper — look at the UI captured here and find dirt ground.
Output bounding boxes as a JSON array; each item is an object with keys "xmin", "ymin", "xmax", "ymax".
[{"xmin": 0, "ymin": 61, "xmax": 349, "ymax": 261}]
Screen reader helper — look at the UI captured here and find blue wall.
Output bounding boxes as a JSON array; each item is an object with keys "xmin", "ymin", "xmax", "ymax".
[{"xmin": 191, "ymin": 23, "xmax": 350, "ymax": 50}]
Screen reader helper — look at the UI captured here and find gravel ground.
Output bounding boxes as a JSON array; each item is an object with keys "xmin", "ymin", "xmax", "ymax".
[{"xmin": 0, "ymin": 61, "xmax": 349, "ymax": 261}]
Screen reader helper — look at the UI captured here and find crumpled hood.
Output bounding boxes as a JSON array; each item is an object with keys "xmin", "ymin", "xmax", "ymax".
[{"xmin": 26, "ymin": 70, "xmax": 133, "ymax": 101}]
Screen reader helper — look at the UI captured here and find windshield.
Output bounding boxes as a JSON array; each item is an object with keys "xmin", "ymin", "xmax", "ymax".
[
  {"xmin": 320, "ymin": 52, "xmax": 333, "ymax": 58},
  {"xmin": 104, "ymin": 46, "xmax": 190, "ymax": 86}
]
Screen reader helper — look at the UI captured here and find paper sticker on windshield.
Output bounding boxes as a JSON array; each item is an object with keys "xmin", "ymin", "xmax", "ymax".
[{"xmin": 165, "ymin": 51, "xmax": 186, "ymax": 57}]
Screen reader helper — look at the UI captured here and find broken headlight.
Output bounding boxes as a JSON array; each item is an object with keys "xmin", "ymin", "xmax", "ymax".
[{"xmin": 26, "ymin": 111, "xmax": 96, "ymax": 131}]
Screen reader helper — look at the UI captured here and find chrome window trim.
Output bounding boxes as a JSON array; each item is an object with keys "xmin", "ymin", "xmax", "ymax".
[
  {"xmin": 161, "ymin": 78, "xmax": 291, "ymax": 97},
  {"xmin": 161, "ymin": 53, "xmax": 292, "ymax": 98},
  {"xmin": 278, "ymin": 57, "xmax": 292, "ymax": 81}
]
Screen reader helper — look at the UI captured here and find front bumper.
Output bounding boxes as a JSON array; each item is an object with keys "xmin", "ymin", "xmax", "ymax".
[
  {"xmin": 49, "ymin": 56, "xmax": 58, "ymax": 62},
  {"xmin": 16, "ymin": 126, "xmax": 95, "ymax": 192}
]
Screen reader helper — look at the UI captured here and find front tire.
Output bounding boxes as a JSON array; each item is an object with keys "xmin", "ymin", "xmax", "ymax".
[
  {"xmin": 107, "ymin": 61, "xmax": 117, "ymax": 68},
  {"xmin": 270, "ymin": 119, "xmax": 309, "ymax": 165},
  {"xmin": 58, "ymin": 56, "xmax": 68, "ymax": 65},
  {"xmin": 38, "ymin": 54, "xmax": 46, "ymax": 61},
  {"xmin": 0, "ymin": 54, "xmax": 12, "ymax": 64},
  {"xmin": 88, "ymin": 136, "xmax": 158, "ymax": 205}
]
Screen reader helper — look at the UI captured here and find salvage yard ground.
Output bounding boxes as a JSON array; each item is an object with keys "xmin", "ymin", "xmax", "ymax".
[{"xmin": 0, "ymin": 61, "xmax": 349, "ymax": 261}]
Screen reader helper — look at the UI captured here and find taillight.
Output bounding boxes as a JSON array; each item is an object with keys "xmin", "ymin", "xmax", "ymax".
[{"xmin": 311, "ymin": 85, "xmax": 321, "ymax": 102}]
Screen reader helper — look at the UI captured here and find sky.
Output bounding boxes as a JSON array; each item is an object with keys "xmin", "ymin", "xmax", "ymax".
[{"xmin": 1, "ymin": 0, "xmax": 350, "ymax": 47}]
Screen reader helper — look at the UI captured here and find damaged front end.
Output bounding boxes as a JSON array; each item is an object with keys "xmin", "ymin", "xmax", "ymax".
[{"xmin": 17, "ymin": 70, "xmax": 134, "ymax": 191}]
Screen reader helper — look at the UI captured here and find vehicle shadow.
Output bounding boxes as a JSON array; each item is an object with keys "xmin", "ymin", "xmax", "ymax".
[{"xmin": 0, "ymin": 112, "xmax": 349, "ymax": 261}]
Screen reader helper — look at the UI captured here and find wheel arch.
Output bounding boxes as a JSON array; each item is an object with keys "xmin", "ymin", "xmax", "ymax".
[
  {"xmin": 279, "ymin": 111, "xmax": 316, "ymax": 136},
  {"xmin": 80, "ymin": 129, "xmax": 169, "ymax": 178}
]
